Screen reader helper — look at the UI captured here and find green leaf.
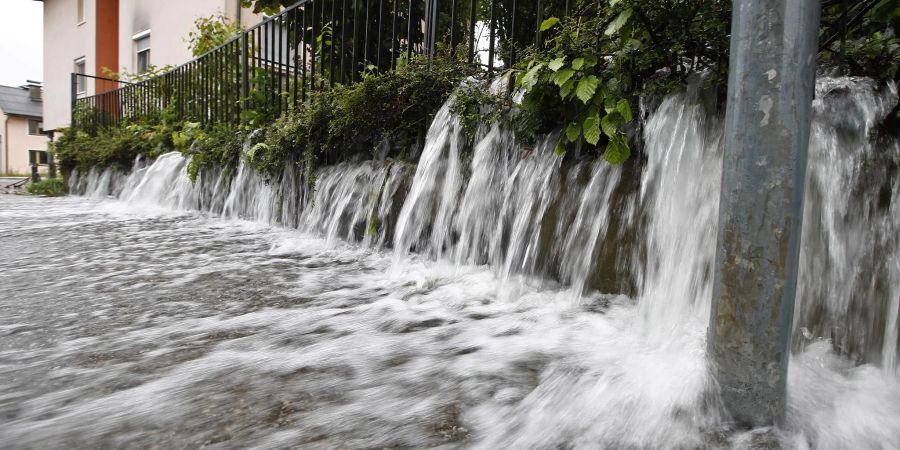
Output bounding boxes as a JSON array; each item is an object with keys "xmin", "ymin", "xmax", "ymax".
[
  {"xmin": 604, "ymin": 95, "xmax": 618, "ymax": 113},
  {"xmin": 540, "ymin": 17, "xmax": 560, "ymax": 31},
  {"xmin": 551, "ymin": 68, "xmax": 576, "ymax": 87},
  {"xmin": 609, "ymin": 0, "xmax": 622, "ymax": 6},
  {"xmin": 605, "ymin": 8, "xmax": 633, "ymax": 36},
  {"xmin": 601, "ymin": 111, "xmax": 624, "ymax": 137},
  {"xmin": 565, "ymin": 122, "xmax": 582, "ymax": 142},
  {"xmin": 548, "ymin": 56, "xmax": 566, "ymax": 71},
  {"xmin": 572, "ymin": 57, "xmax": 585, "ymax": 70},
  {"xmin": 575, "ymin": 75, "xmax": 600, "ymax": 104},
  {"xmin": 603, "ymin": 134, "xmax": 631, "ymax": 164},
  {"xmin": 555, "ymin": 141, "xmax": 567, "ymax": 156},
  {"xmin": 559, "ymin": 78, "xmax": 576, "ymax": 98},
  {"xmin": 583, "ymin": 111, "xmax": 602, "ymax": 145},
  {"xmin": 616, "ymin": 99, "xmax": 633, "ymax": 122},
  {"xmin": 520, "ymin": 63, "xmax": 544, "ymax": 90}
]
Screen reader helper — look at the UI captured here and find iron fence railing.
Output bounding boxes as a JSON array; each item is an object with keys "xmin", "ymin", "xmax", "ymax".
[{"xmin": 72, "ymin": 0, "xmax": 575, "ymax": 133}]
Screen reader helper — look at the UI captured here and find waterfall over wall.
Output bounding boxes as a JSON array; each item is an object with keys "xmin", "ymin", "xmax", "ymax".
[
  {"xmin": 796, "ymin": 79, "xmax": 899, "ymax": 367},
  {"xmin": 69, "ymin": 77, "xmax": 899, "ymax": 369}
]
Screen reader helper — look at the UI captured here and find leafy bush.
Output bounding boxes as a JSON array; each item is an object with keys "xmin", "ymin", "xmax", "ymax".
[
  {"xmin": 27, "ymin": 178, "xmax": 68, "ymax": 196},
  {"xmin": 246, "ymin": 55, "xmax": 472, "ymax": 183}
]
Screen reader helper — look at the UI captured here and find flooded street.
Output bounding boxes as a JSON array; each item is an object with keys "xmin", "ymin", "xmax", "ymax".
[
  {"xmin": 1, "ymin": 195, "xmax": 694, "ymax": 448},
  {"xmin": 2, "ymin": 194, "xmax": 899, "ymax": 449}
]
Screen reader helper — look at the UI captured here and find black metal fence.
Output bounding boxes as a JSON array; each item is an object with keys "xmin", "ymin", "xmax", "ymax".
[{"xmin": 72, "ymin": 0, "xmax": 574, "ymax": 133}]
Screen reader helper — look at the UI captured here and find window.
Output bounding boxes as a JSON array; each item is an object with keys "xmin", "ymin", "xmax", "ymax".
[
  {"xmin": 135, "ymin": 33, "xmax": 151, "ymax": 74},
  {"xmin": 28, "ymin": 120, "xmax": 43, "ymax": 136},
  {"xmin": 74, "ymin": 58, "xmax": 86, "ymax": 94},
  {"xmin": 77, "ymin": 0, "xmax": 85, "ymax": 23},
  {"xmin": 29, "ymin": 150, "xmax": 49, "ymax": 166}
]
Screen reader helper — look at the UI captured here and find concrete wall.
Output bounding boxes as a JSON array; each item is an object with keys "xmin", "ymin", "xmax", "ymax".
[
  {"xmin": 43, "ymin": 0, "xmax": 96, "ymax": 131},
  {"xmin": 1, "ymin": 113, "xmax": 50, "ymax": 175}
]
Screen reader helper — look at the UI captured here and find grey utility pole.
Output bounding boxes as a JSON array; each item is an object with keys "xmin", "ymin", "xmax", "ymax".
[{"xmin": 709, "ymin": 0, "xmax": 820, "ymax": 428}]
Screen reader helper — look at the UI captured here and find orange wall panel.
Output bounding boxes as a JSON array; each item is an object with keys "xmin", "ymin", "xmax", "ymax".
[{"xmin": 95, "ymin": 0, "xmax": 119, "ymax": 93}]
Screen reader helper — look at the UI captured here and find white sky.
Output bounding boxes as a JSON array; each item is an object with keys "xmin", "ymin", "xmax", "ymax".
[{"xmin": 0, "ymin": 0, "xmax": 43, "ymax": 87}]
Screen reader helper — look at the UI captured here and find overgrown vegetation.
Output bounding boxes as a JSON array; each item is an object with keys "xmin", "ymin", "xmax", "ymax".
[
  {"xmin": 27, "ymin": 178, "xmax": 68, "ymax": 196},
  {"xmin": 55, "ymin": 55, "xmax": 471, "ymax": 186},
  {"xmin": 55, "ymin": 0, "xmax": 900, "ymax": 185}
]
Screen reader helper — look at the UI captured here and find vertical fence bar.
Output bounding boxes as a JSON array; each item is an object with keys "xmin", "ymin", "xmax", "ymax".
[
  {"xmin": 341, "ymin": 0, "xmax": 348, "ymax": 82},
  {"xmin": 302, "ymin": 5, "xmax": 308, "ymax": 100},
  {"xmin": 287, "ymin": 7, "xmax": 299, "ymax": 107},
  {"xmin": 276, "ymin": 16, "xmax": 283, "ymax": 116},
  {"xmin": 353, "ymin": 0, "xmax": 360, "ymax": 80},
  {"xmin": 449, "ymin": 0, "xmax": 458, "ymax": 56},
  {"xmin": 488, "ymin": 0, "xmax": 496, "ymax": 74},
  {"xmin": 203, "ymin": 53, "xmax": 208, "ymax": 125},
  {"xmin": 194, "ymin": 61, "xmax": 198, "ymax": 121},
  {"xmin": 242, "ymin": 33, "xmax": 250, "ymax": 117},
  {"xmin": 467, "ymin": 0, "xmax": 476, "ymax": 63},
  {"xmin": 364, "ymin": 0, "xmax": 370, "ymax": 66},
  {"xmin": 377, "ymin": 0, "xmax": 384, "ymax": 69},
  {"xmin": 535, "ymin": 0, "xmax": 543, "ymax": 48},
  {"xmin": 214, "ymin": 48, "xmax": 219, "ymax": 124},
  {"xmin": 321, "ymin": 0, "xmax": 327, "ymax": 81},
  {"xmin": 311, "ymin": 0, "xmax": 318, "ymax": 90},
  {"xmin": 266, "ymin": 19, "xmax": 273, "ymax": 114},
  {"xmin": 292, "ymin": 6, "xmax": 299, "ymax": 106},
  {"xmin": 331, "ymin": 0, "xmax": 337, "ymax": 86},
  {"xmin": 424, "ymin": 0, "xmax": 432, "ymax": 56},
  {"xmin": 509, "ymin": 0, "xmax": 517, "ymax": 68},
  {"xmin": 429, "ymin": 0, "xmax": 438, "ymax": 58},
  {"xmin": 406, "ymin": 0, "xmax": 413, "ymax": 62},
  {"xmin": 391, "ymin": 0, "xmax": 398, "ymax": 69}
]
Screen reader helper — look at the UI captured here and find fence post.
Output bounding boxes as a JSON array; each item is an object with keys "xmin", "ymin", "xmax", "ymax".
[
  {"xmin": 70, "ymin": 72, "xmax": 77, "ymax": 129},
  {"xmin": 709, "ymin": 0, "xmax": 820, "ymax": 428},
  {"xmin": 242, "ymin": 32, "xmax": 250, "ymax": 117}
]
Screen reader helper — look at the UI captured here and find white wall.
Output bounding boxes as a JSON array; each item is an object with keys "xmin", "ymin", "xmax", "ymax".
[
  {"xmin": 117, "ymin": 0, "xmax": 263, "ymax": 75},
  {"xmin": 43, "ymin": 0, "xmax": 96, "ymax": 131}
]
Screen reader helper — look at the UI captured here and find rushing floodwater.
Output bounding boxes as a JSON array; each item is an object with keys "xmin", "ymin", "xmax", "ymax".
[
  {"xmin": 2, "ymin": 194, "xmax": 898, "ymax": 449},
  {"xmin": 2, "ymin": 78, "xmax": 899, "ymax": 448}
]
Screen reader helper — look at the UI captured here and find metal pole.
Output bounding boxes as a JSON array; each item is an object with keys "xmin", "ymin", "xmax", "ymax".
[
  {"xmin": 70, "ymin": 73, "xmax": 77, "ymax": 128},
  {"xmin": 709, "ymin": 0, "xmax": 820, "ymax": 428},
  {"xmin": 47, "ymin": 131, "xmax": 56, "ymax": 179}
]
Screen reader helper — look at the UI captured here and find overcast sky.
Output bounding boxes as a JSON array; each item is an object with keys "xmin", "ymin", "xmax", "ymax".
[{"xmin": 0, "ymin": 0, "xmax": 43, "ymax": 87}]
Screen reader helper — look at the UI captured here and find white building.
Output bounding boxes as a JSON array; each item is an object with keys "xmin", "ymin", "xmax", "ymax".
[{"xmin": 38, "ymin": 0, "xmax": 265, "ymax": 132}]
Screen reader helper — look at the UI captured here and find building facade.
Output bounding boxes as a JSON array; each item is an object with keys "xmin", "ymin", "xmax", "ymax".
[
  {"xmin": 40, "ymin": 0, "xmax": 264, "ymax": 132},
  {"xmin": 0, "ymin": 83, "xmax": 49, "ymax": 175}
]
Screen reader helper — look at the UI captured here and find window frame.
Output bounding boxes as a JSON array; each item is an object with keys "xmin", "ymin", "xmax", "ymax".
[
  {"xmin": 74, "ymin": 57, "xmax": 86, "ymax": 95},
  {"xmin": 134, "ymin": 31, "xmax": 151, "ymax": 74},
  {"xmin": 29, "ymin": 150, "xmax": 49, "ymax": 166},
  {"xmin": 27, "ymin": 119, "xmax": 43, "ymax": 136}
]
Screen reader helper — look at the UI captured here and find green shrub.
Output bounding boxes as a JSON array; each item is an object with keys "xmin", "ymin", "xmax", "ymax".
[{"xmin": 27, "ymin": 178, "xmax": 68, "ymax": 196}]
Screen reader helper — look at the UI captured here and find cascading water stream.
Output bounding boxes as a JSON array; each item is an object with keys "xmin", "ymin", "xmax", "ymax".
[{"xmin": 59, "ymin": 76, "xmax": 900, "ymax": 447}]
